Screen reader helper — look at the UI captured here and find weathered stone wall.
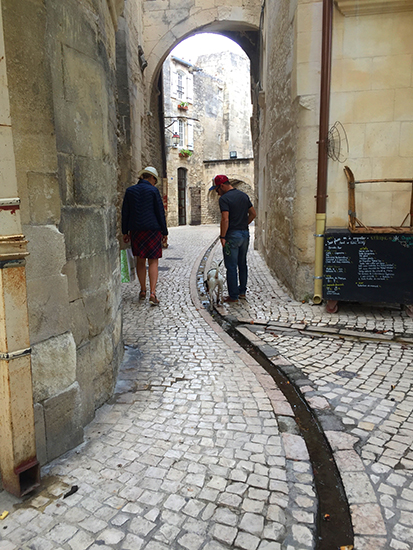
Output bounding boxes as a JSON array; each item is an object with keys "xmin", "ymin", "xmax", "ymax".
[
  {"xmin": 194, "ymin": 67, "xmax": 226, "ymax": 163},
  {"xmin": 203, "ymin": 160, "xmax": 255, "ymax": 225},
  {"xmin": 2, "ymin": 0, "xmax": 124, "ymax": 463},
  {"xmin": 254, "ymin": 0, "xmax": 308, "ymax": 299},
  {"xmin": 116, "ymin": 15, "xmax": 133, "ymax": 245},
  {"xmin": 197, "ymin": 51, "xmax": 253, "ymax": 160}
]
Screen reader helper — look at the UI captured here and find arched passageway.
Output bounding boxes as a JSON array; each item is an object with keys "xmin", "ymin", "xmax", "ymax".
[
  {"xmin": 162, "ymin": 33, "xmax": 254, "ymax": 229},
  {"xmin": 135, "ymin": 1, "xmax": 261, "ymax": 207}
]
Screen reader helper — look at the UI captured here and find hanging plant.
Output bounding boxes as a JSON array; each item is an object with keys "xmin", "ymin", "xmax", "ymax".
[
  {"xmin": 178, "ymin": 101, "xmax": 189, "ymax": 110},
  {"xmin": 179, "ymin": 149, "xmax": 193, "ymax": 158}
]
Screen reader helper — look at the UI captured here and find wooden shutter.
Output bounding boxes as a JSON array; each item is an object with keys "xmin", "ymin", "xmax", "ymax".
[
  {"xmin": 171, "ymin": 68, "xmax": 178, "ymax": 99},
  {"xmin": 186, "ymin": 73, "xmax": 193, "ymax": 103},
  {"xmin": 187, "ymin": 121, "xmax": 194, "ymax": 150}
]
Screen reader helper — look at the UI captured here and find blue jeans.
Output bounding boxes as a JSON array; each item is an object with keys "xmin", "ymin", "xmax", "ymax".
[{"xmin": 223, "ymin": 230, "xmax": 250, "ymax": 299}]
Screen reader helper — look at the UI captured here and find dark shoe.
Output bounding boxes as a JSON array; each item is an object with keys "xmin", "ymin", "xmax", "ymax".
[
  {"xmin": 149, "ymin": 293, "xmax": 160, "ymax": 305},
  {"xmin": 223, "ymin": 296, "xmax": 238, "ymax": 303},
  {"xmin": 239, "ymin": 294, "xmax": 246, "ymax": 299},
  {"xmin": 139, "ymin": 290, "xmax": 146, "ymax": 300}
]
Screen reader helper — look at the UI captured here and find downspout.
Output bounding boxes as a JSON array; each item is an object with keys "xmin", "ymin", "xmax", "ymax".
[
  {"xmin": 313, "ymin": 0, "xmax": 333, "ymax": 304},
  {"xmin": 0, "ymin": 2, "xmax": 40, "ymax": 496}
]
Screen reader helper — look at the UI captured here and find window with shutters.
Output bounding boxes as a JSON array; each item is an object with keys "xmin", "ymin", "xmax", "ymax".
[
  {"xmin": 171, "ymin": 68, "xmax": 178, "ymax": 99},
  {"xmin": 177, "ymin": 72, "xmax": 185, "ymax": 99}
]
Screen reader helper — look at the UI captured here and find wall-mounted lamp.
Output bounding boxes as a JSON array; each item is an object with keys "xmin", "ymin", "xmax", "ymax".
[{"xmin": 172, "ymin": 132, "xmax": 180, "ymax": 147}]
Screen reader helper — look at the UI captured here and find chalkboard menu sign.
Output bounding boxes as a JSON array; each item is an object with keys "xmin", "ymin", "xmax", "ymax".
[{"xmin": 323, "ymin": 229, "xmax": 413, "ymax": 304}]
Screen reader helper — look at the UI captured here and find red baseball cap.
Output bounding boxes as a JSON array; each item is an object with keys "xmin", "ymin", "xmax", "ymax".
[{"xmin": 209, "ymin": 175, "xmax": 229, "ymax": 191}]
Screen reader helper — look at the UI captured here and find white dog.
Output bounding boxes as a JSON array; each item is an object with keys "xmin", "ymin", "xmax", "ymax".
[{"xmin": 205, "ymin": 260, "xmax": 225, "ymax": 305}]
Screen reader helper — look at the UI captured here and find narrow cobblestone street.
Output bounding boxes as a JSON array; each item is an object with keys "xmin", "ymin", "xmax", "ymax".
[{"xmin": 0, "ymin": 225, "xmax": 412, "ymax": 550}]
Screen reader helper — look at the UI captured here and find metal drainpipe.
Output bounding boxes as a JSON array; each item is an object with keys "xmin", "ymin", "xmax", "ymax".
[
  {"xmin": 313, "ymin": 0, "xmax": 333, "ymax": 304},
  {"xmin": 0, "ymin": 2, "xmax": 40, "ymax": 497}
]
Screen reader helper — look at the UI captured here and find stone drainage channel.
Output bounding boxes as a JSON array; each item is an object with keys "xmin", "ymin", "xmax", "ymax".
[{"xmin": 196, "ymin": 242, "xmax": 354, "ymax": 550}]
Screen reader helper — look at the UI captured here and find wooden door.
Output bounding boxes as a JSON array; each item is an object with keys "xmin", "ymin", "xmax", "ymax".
[{"xmin": 178, "ymin": 168, "xmax": 186, "ymax": 225}]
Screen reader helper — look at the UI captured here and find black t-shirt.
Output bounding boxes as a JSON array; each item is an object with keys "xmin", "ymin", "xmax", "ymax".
[{"xmin": 219, "ymin": 188, "xmax": 253, "ymax": 232}]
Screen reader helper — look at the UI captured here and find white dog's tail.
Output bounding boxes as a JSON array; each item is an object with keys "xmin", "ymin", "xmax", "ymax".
[{"xmin": 210, "ymin": 259, "xmax": 224, "ymax": 269}]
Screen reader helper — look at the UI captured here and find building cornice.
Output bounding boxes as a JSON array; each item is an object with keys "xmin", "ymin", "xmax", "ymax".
[
  {"xmin": 171, "ymin": 56, "xmax": 193, "ymax": 68},
  {"xmin": 335, "ymin": 0, "xmax": 413, "ymax": 16}
]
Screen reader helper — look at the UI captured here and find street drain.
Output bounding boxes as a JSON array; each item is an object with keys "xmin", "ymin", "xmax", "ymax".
[{"xmin": 196, "ymin": 248, "xmax": 354, "ymax": 550}]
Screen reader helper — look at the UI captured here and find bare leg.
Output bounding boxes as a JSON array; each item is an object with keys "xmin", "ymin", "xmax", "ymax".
[
  {"xmin": 136, "ymin": 257, "xmax": 147, "ymax": 292},
  {"xmin": 148, "ymin": 258, "xmax": 159, "ymax": 295}
]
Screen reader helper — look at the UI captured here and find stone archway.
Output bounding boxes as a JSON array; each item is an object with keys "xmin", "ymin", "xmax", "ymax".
[
  {"xmin": 136, "ymin": 2, "xmax": 261, "ymax": 200},
  {"xmin": 134, "ymin": 4, "xmax": 261, "ymax": 240},
  {"xmin": 142, "ymin": 2, "xmax": 262, "ymax": 94}
]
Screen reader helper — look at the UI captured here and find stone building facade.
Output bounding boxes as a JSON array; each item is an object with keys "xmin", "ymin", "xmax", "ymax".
[
  {"xmin": 254, "ymin": 0, "xmax": 413, "ymax": 300},
  {"xmin": 163, "ymin": 50, "xmax": 254, "ymax": 228}
]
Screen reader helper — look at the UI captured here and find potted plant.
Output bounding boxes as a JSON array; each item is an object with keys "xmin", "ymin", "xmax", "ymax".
[
  {"xmin": 179, "ymin": 149, "xmax": 193, "ymax": 158},
  {"xmin": 178, "ymin": 101, "xmax": 189, "ymax": 111}
]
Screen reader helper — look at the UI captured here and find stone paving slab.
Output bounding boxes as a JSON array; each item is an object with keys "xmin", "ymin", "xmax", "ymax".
[{"xmin": 209, "ymin": 228, "xmax": 413, "ymax": 550}]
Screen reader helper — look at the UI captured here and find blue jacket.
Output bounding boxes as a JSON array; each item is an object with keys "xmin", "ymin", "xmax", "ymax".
[{"xmin": 121, "ymin": 180, "xmax": 168, "ymax": 235}]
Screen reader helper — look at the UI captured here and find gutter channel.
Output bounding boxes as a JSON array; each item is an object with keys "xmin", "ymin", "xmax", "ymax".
[{"xmin": 196, "ymin": 243, "xmax": 354, "ymax": 550}]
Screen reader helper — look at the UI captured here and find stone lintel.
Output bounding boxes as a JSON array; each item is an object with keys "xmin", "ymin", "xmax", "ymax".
[{"xmin": 335, "ymin": 0, "xmax": 413, "ymax": 16}]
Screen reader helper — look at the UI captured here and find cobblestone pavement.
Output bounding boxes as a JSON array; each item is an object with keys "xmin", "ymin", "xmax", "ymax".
[
  {"xmin": 0, "ymin": 224, "xmax": 412, "ymax": 550},
  {"xmin": 210, "ymin": 228, "xmax": 413, "ymax": 550}
]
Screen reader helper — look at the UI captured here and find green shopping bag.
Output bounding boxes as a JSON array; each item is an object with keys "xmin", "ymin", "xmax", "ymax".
[{"xmin": 121, "ymin": 250, "xmax": 130, "ymax": 282}]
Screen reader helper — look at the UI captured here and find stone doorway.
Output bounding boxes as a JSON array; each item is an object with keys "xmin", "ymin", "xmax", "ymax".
[{"xmin": 178, "ymin": 167, "xmax": 187, "ymax": 225}]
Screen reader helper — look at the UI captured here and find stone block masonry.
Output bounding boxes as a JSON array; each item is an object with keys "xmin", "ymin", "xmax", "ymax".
[{"xmin": 1, "ymin": 0, "xmax": 123, "ymax": 466}]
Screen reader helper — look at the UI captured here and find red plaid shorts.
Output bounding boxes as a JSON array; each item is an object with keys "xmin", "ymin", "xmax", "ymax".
[{"xmin": 131, "ymin": 230, "xmax": 162, "ymax": 259}]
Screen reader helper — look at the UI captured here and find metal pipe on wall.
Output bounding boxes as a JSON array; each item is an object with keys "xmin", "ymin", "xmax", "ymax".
[{"xmin": 313, "ymin": 0, "xmax": 333, "ymax": 304}]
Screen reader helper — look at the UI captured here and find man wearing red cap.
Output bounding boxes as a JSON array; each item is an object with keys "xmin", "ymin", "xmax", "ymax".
[{"xmin": 209, "ymin": 175, "xmax": 256, "ymax": 302}]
